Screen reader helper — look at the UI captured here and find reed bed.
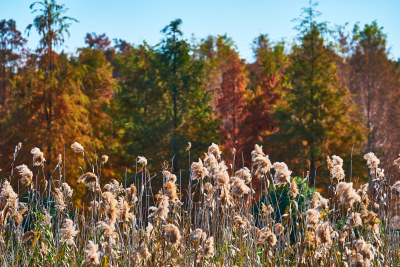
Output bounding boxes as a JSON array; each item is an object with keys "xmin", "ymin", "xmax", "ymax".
[{"xmin": 0, "ymin": 142, "xmax": 399, "ymax": 266}]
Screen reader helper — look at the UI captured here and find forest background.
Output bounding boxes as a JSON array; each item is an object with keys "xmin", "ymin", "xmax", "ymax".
[{"xmin": 0, "ymin": 0, "xmax": 399, "ymax": 206}]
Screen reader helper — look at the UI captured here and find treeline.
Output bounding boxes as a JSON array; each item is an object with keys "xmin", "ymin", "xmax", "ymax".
[{"xmin": 0, "ymin": 0, "xmax": 399, "ymax": 195}]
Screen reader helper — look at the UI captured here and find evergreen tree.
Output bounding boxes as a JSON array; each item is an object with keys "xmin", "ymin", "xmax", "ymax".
[
  {"xmin": 158, "ymin": 19, "xmax": 218, "ymax": 172},
  {"xmin": 274, "ymin": 2, "xmax": 364, "ymax": 186},
  {"xmin": 113, "ymin": 20, "xmax": 219, "ymax": 179}
]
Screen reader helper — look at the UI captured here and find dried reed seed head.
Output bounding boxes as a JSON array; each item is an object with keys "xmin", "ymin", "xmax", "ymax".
[
  {"xmin": 203, "ymin": 182, "xmax": 214, "ymax": 194},
  {"xmin": 203, "ymin": 236, "xmax": 214, "ymax": 259},
  {"xmin": 254, "ymin": 155, "xmax": 272, "ymax": 176},
  {"xmin": 0, "ymin": 180, "xmax": 18, "ymax": 209},
  {"xmin": 84, "ymin": 241, "xmax": 100, "ymax": 265},
  {"xmin": 219, "ymin": 185, "xmax": 233, "ymax": 207},
  {"xmin": 164, "ymin": 181, "xmax": 178, "ymax": 201},
  {"xmin": 349, "ymin": 251, "xmax": 365, "ymax": 267},
  {"xmin": 257, "ymin": 228, "xmax": 277, "ymax": 248},
  {"xmin": 136, "ymin": 244, "xmax": 151, "ymax": 262},
  {"xmin": 230, "ymin": 177, "xmax": 251, "ymax": 197},
  {"xmin": 61, "ymin": 182, "xmax": 73, "ymax": 199},
  {"xmin": 361, "ymin": 209, "xmax": 380, "ymax": 233},
  {"xmin": 191, "ymin": 159, "xmax": 208, "ymax": 181},
  {"xmin": 162, "ymin": 170, "xmax": 177, "ymax": 183},
  {"xmin": 332, "ymin": 155, "xmax": 343, "ymax": 167},
  {"xmin": 290, "ymin": 178, "xmax": 299, "ymax": 198},
  {"xmin": 104, "ymin": 179, "xmax": 124, "ymax": 196},
  {"xmin": 251, "ymin": 144, "xmax": 272, "ymax": 177},
  {"xmin": 11, "ymin": 208, "xmax": 26, "ymax": 225},
  {"xmin": 316, "ymin": 222, "xmax": 333, "ymax": 247},
  {"xmin": 97, "ymin": 221, "xmax": 117, "ymax": 245},
  {"xmin": 364, "ymin": 152, "xmax": 380, "ymax": 170},
  {"xmin": 163, "ymin": 223, "xmax": 181, "ymax": 247},
  {"xmin": 376, "ymin": 167, "xmax": 385, "ymax": 180},
  {"xmin": 204, "ymin": 154, "xmax": 218, "ymax": 175},
  {"xmin": 306, "ymin": 209, "xmax": 320, "ymax": 229},
  {"xmin": 138, "ymin": 156, "xmax": 147, "ymax": 166},
  {"xmin": 215, "ymin": 171, "xmax": 229, "ymax": 188},
  {"xmin": 273, "ymin": 223, "xmax": 285, "ymax": 236},
  {"xmin": 332, "ymin": 164, "xmax": 345, "ymax": 181},
  {"xmin": 357, "ymin": 183, "xmax": 369, "ymax": 197},
  {"xmin": 71, "ymin": 142, "xmax": 84, "ymax": 153},
  {"xmin": 102, "ymin": 191, "xmax": 119, "ymax": 225},
  {"xmin": 186, "ymin": 142, "xmax": 191, "ymax": 151},
  {"xmin": 233, "ymin": 215, "xmax": 248, "ymax": 229},
  {"xmin": 336, "ymin": 182, "xmax": 361, "ymax": 207},
  {"xmin": 148, "ymin": 195, "xmax": 169, "ymax": 221},
  {"xmin": 191, "ymin": 228, "xmax": 207, "ymax": 242},
  {"xmin": 208, "ymin": 143, "xmax": 221, "ymax": 160},
  {"xmin": 251, "ymin": 144, "xmax": 265, "ymax": 161},
  {"xmin": 40, "ymin": 242, "xmax": 49, "ymax": 256},
  {"xmin": 235, "ymin": 167, "xmax": 251, "ymax": 184},
  {"xmin": 60, "ymin": 219, "xmax": 78, "ymax": 246},
  {"xmin": 272, "ymin": 162, "xmax": 292, "ymax": 185},
  {"xmin": 15, "ymin": 164, "xmax": 33, "ymax": 188},
  {"xmin": 31, "ymin": 147, "xmax": 45, "ymax": 166},
  {"xmin": 262, "ymin": 203, "xmax": 274, "ymax": 216},
  {"xmin": 53, "ymin": 188, "xmax": 66, "ymax": 211},
  {"xmin": 348, "ymin": 212, "xmax": 363, "ymax": 227},
  {"xmin": 354, "ymin": 238, "xmax": 374, "ymax": 262},
  {"xmin": 125, "ymin": 184, "xmax": 138, "ymax": 205},
  {"xmin": 78, "ymin": 172, "xmax": 100, "ymax": 192},
  {"xmin": 101, "ymin": 154, "xmax": 109, "ymax": 164},
  {"xmin": 22, "ymin": 230, "xmax": 36, "ymax": 244},
  {"xmin": 17, "ymin": 142, "xmax": 22, "ymax": 151},
  {"xmin": 118, "ymin": 196, "xmax": 134, "ymax": 223}
]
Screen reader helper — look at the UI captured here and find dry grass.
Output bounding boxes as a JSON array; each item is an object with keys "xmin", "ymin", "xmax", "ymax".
[{"xmin": 0, "ymin": 142, "xmax": 399, "ymax": 266}]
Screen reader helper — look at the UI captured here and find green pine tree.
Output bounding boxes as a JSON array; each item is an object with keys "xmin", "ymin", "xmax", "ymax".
[{"xmin": 274, "ymin": 1, "xmax": 364, "ymax": 187}]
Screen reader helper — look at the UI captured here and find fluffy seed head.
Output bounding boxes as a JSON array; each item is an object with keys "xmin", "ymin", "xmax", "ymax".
[
  {"xmin": 101, "ymin": 155, "xmax": 109, "ymax": 164},
  {"xmin": 208, "ymin": 143, "xmax": 221, "ymax": 160},
  {"xmin": 163, "ymin": 224, "xmax": 181, "ymax": 247},
  {"xmin": 336, "ymin": 182, "xmax": 361, "ymax": 207},
  {"xmin": 78, "ymin": 172, "xmax": 100, "ymax": 192},
  {"xmin": 230, "ymin": 177, "xmax": 251, "ymax": 197},
  {"xmin": 364, "ymin": 152, "xmax": 380, "ymax": 170},
  {"xmin": 272, "ymin": 162, "xmax": 291, "ymax": 185},
  {"xmin": 290, "ymin": 178, "xmax": 299, "ymax": 198},
  {"xmin": 235, "ymin": 167, "xmax": 251, "ymax": 184},
  {"xmin": 31, "ymin": 147, "xmax": 45, "ymax": 166},
  {"xmin": 71, "ymin": 142, "xmax": 84, "ymax": 153},
  {"xmin": 16, "ymin": 165, "xmax": 33, "ymax": 188},
  {"xmin": 84, "ymin": 241, "xmax": 100, "ymax": 265},
  {"xmin": 60, "ymin": 219, "xmax": 78, "ymax": 246},
  {"xmin": 191, "ymin": 159, "xmax": 208, "ymax": 181},
  {"xmin": 138, "ymin": 156, "xmax": 147, "ymax": 166}
]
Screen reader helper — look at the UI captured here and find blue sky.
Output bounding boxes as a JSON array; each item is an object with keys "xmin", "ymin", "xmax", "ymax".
[{"xmin": 1, "ymin": 0, "xmax": 398, "ymax": 62}]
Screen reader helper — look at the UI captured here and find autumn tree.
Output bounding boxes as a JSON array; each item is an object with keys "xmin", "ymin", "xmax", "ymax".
[
  {"xmin": 243, "ymin": 35, "xmax": 287, "ymax": 163},
  {"xmin": 85, "ymin": 32, "xmax": 111, "ymax": 51},
  {"xmin": 198, "ymin": 35, "xmax": 248, "ymax": 161},
  {"xmin": 274, "ymin": 2, "xmax": 364, "ymax": 186},
  {"xmin": 26, "ymin": 0, "xmax": 78, "ymax": 167},
  {"xmin": 346, "ymin": 22, "xmax": 400, "ymax": 169},
  {"xmin": 0, "ymin": 19, "xmax": 26, "ymax": 106}
]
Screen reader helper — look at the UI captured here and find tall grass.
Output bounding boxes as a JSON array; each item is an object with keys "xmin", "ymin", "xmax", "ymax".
[{"xmin": 0, "ymin": 142, "xmax": 399, "ymax": 266}]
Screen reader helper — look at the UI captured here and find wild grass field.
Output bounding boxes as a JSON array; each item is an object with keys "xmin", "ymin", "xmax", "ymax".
[{"xmin": 1, "ymin": 141, "xmax": 399, "ymax": 266}]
